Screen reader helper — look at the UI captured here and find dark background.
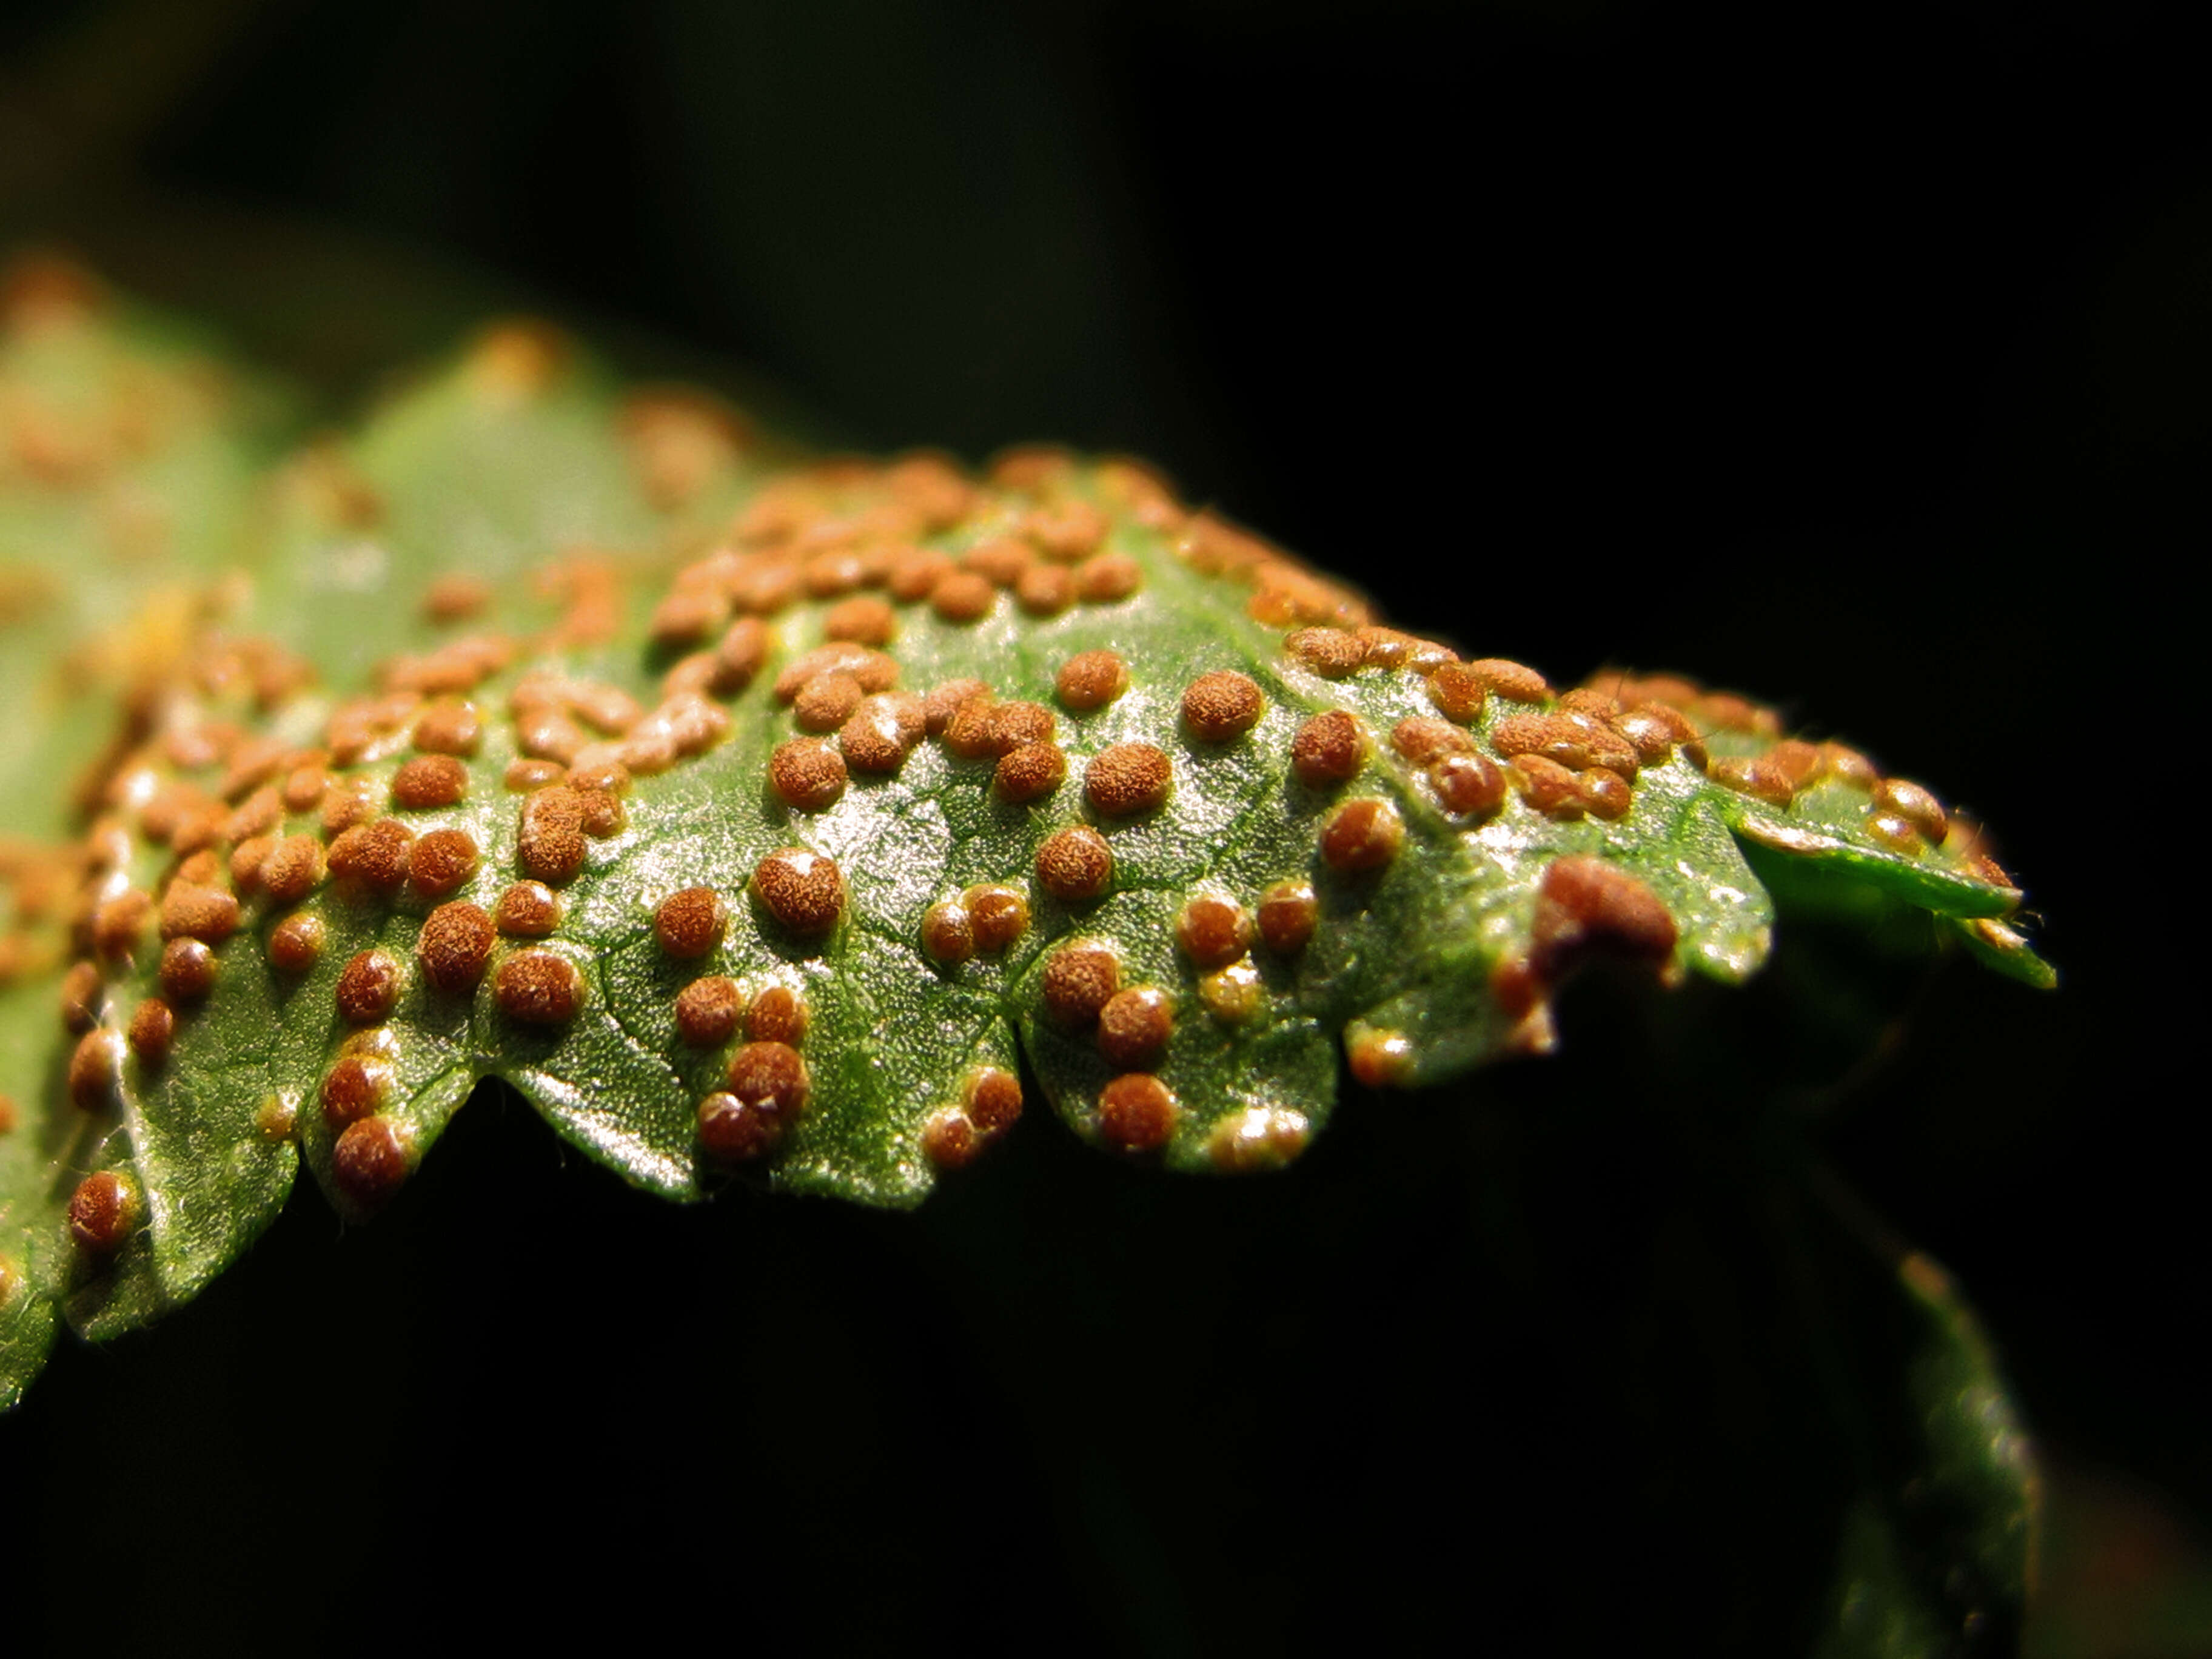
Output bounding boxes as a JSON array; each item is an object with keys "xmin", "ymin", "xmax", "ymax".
[{"xmin": 0, "ymin": 1, "xmax": 2203, "ymax": 1652}]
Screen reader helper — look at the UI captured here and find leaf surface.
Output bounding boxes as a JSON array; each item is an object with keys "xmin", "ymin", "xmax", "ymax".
[{"xmin": 0, "ymin": 274, "xmax": 2049, "ymax": 1406}]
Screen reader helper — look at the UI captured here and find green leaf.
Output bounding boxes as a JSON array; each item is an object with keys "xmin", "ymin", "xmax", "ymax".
[
  {"xmin": 1814, "ymin": 1239, "xmax": 2037, "ymax": 1657},
  {"xmin": 0, "ymin": 266, "xmax": 2051, "ymax": 1408}
]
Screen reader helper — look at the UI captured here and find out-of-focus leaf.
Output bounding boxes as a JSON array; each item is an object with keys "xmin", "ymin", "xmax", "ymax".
[{"xmin": 1815, "ymin": 1222, "xmax": 2036, "ymax": 1657}]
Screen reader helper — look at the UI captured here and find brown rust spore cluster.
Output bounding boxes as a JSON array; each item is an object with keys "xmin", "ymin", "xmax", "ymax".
[{"xmin": 922, "ymin": 1066, "xmax": 1026, "ymax": 1170}]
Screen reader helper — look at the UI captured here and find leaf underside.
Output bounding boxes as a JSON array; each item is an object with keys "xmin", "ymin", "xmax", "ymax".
[{"xmin": 0, "ymin": 264, "xmax": 2049, "ymax": 1407}]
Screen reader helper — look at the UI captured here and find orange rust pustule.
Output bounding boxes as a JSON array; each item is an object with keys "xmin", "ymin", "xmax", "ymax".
[
  {"xmin": 823, "ymin": 594, "xmax": 897, "ymax": 646},
  {"xmin": 1489, "ymin": 714, "xmax": 1640, "ymax": 780},
  {"xmin": 1043, "ymin": 943, "xmax": 1121, "ymax": 1028},
  {"xmin": 61, "ymin": 960, "xmax": 102, "ymax": 1032},
  {"xmin": 517, "ymin": 788, "xmax": 588, "ymax": 884},
  {"xmin": 505, "ymin": 759, "xmax": 566, "ymax": 792},
  {"xmin": 1207, "ymin": 1108, "xmax": 1312, "ymax": 1171},
  {"xmin": 1284, "ymin": 627, "xmax": 1365, "ymax": 678},
  {"xmin": 568, "ymin": 680, "xmax": 644, "ymax": 737},
  {"xmin": 494, "ymin": 950, "xmax": 586, "ymax": 1025},
  {"xmin": 960, "ymin": 535, "xmax": 1033, "ymax": 587},
  {"xmin": 1098, "ymin": 987, "xmax": 1174, "ymax": 1070},
  {"xmin": 390, "ymin": 754, "xmax": 469, "ymax": 810},
  {"xmin": 1349, "ymin": 1029, "xmax": 1417, "ymax": 1088},
  {"xmin": 1179, "ymin": 670, "xmax": 1264, "ymax": 740},
  {"xmin": 413, "ymin": 701, "xmax": 483, "ymax": 757},
  {"xmin": 1463, "ymin": 659, "xmax": 1551, "ymax": 705},
  {"xmin": 1363, "ymin": 626, "xmax": 1457, "ymax": 673},
  {"xmin": 965, "ymin": 884, "xmax": 1030, "ymax": 950},
  {"xmin": 1036, "ymin": 826, "xmax": 1113, "ymax": 901},
  {"xmin": 746, "ymin": 985, "xmax": 809, "ymax": 1046},
  {"xmin": 930, "ymin": 569, "xmax": 996, "ymax": 622},
  {"xmin": 1423, "ymin": 663, "xmax": 1488, "ymax": 723},
  {"xmin": 1198, "ymin": 963, "xmax": 1264, "ymax": 1022},
  {"xmin": 1084, "ymin": 743, "xmax": 1172, "ymax": 816},
  {"xmin": 91, "ymin": 890, "xmax": 150, "ymax": 964},
  {"xmin": 494, "ymin": 880, "xmax": 561, "ymax": 937},
  {"xmin": 224, "ymin": 788, "xmax": 283, "ymax": 845},
  {"xmin": 159, "ymin": 937, "xmax": 218, "ymax": 1003},
  {"xmin": 803, "ymin": 548, "xmax": 866, "ymax": 598},
  {"xmin": 327, "ymin": 818, "xmax": 415, "ymax": 893},
  {"xmin": 888, "ymin": 549, "xmax": 954, "ymax": 602},
  {"xmin": 709, "ymin": 617, "xmax": 771, "ymax": 695},
  {"xmin": 923, "ymin": 678, "xmax": 991, "ymax": 737},
  {"xmin": 655, "ymin": 887, "xmax": 726, "ymax": 960},
  {"xmin": 1557, "ymin": 687, "xmax": 1620, "ymax": 719},
  {"xmin": 1867, "ymin": 812, "xmax": 1922, "ymax": 854},
  {"xmin": 1098, "ymin": 1074, "xmax": 1177, "ymax": 1152},
  {"xmin": 267, "ymin": 912, "xmax": 325, "ymax": 974},
  {"xmin": 1027, "ymin": 499, "xmax": 1108, "ymax": 559},
  {"xmin": 1578, "ymin": 768, "xmax": 1634, "ymax": 820},
  {"xmin": 67, "ymin": 1171, "xmax": 138, "ymax": 1257},
  {"xmin": 1529, "ymin": 856, "xmax": 1679, "ymax": 985},
  {"xmin": 158, "ymin": 882, "xmax": 240, "ymax": 944},
  {"xmin": 751, "ymin": 849, "xmax": 845, "ymax": 937},
  {"xmin": 68, "ymin": 1030, "xmax": 121, "ymax": 1110},
  {"xmin": 966, "ymin": 1067, "xmax": 1024, "ymax": 1133},
  {"xmin": 703, "ymin": 1041, "xmax": 809, "ymax": 1159},
  {"xmin": 1074, "ymin": 552, "xmax": 1142, "ymax": 602},
  {"xmin": 1175, "ymin": 894, "xmax": 1252, "ymax": 970},
  {"xmin": 1875, "ymin": 777, "xmax": 1949, "ymax": 845},
  {"xmin": 994, "ymin": 743, "xmax": 1067, "ymax": 803},
  {"xmin": 1291, "ymin": 711, "xmax": 1366, "ymax": 788},
  {"xmin": 320, "ymin": 1055, "xmax": 391, "ymax": 1128},
  {"xmin": 418, "ymin": 901, "xmax": 495, "ymax": 993},
  {"xmin": 1613, "ymin": 709, "xmax": 1681, "ymax": 765},
  {"xmin": 839, "ymin": 694, "xmax": 922, "ymax": 774},
  {"xmin": 1320, "ymin": 798, "xmax": 1404, "ymax": 873},
  {"xmin": 1707, "ymin": 755, "xmax": 1797, "ymax": 807},
  {"xmin": 675, "ymin": 976, "xmax": 745, "ymax": 1047},
  {"xmin": 1511, "ymin": 755, "xmax": 1586, "ymax": 819},
  {"xmin": 1694, "ymin": 691, "xmax": 1781, "ymax": 737},
  {"xmin": 1431, "ymin": 753, "xmax": 1507, "ymax": 821},
  {"xmin": 421, "ymin": 573, "xmax": 492, "ymax": 625},
  {"xmin": 127, "ymin": 997, "xmax": 176, "ymax": 1063},
  {"xmin": 1015, "ymin": 563, "xmax": 1076, "ymax": 615},
  {"xmin": 1765, "ymin": 739, "xmax": 1825, "ymax": 789},
  {"xmin": 257, "ymin": 836, "xmax": 323, "ymax": 902},
  {"xmin": 1820, "ymin": 743, "xmax": 1879, "ymax": 789},
  {"xmin": 695, "ymin": 1090, "xmax": 788, "ymax": 1163},
  {"xmin": 770, "ymin": 738, "xmax": 848, "ymax": 811},
  {"xmin": 921, "ymin": 900, "xmax": 975, "ymax": 965},
  {"xmin": 335, "ymin": 950, "xmax": 406, "ymax": 1024},
  {"xmin": 320, "ymin": 778, "xmax": 381, "ymax": 838},
  {"xmin": 887, "ymin": 452, "xmax": 979, "ymax": 529},
  {"xmin": 408, "ymin": 828, "xmax": 480, "ymax": 897},
  {"xmin": 175, "ymin": 850, "xmax": 223, "ymax": 889},
  {"xmin": 1258, "ymin": 882, "xmax": 1319, "ymax": 954},
  {"xmin": 175, "ymin": 850, "xmax": 223, "ymax": 888},
  {"xmin": 991, "ymin": 444, "xmax": 1074, "ymax": 491},
  {"xmin": 941, "ymin": 697, "xmax": 1003, "ymax": 762},
  {"xmin": 332, "ymin": 1116, "xmax": 411, "ymax": 1208},
  {"xmin": 652, "ymin": 587, "xmax": 727, "ymax": 652},
  {"xmin": 1391, "ymin": 717, "xmax": 1475, "ymax": 764},
  {"xmin": 793, "ymin": 672, "xmax": 864, "ymax": 732},
  {"xmin": 981, "ymin": 700, "xmax": 1056, "ymax": 754},
  {"xmin": 922, "ymin": 1108, "xmax": 979, "ymax": 1170}
]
